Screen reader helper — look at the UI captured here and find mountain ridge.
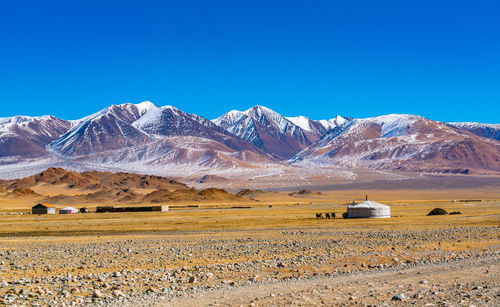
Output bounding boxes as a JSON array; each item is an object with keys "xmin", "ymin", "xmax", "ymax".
[{"xmin": 0, "ymin": 101, "xmax": 499, "ymax": 178}]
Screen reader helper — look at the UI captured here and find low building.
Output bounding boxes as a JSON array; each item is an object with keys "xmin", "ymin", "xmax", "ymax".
[
  {"xmin": 32, "ymin": 203, "xmax": 56, "ymax": 215},
  {"xmin": 96, "ymin": 205, "xmax": 169, "ymax": 213},
  {"xmin": 59, "ymin": 207, "xmax": 79, "ymax": 214},
  {"xmin": 347, "ymin": 200, "xmax": 391, "ymax": 218}
]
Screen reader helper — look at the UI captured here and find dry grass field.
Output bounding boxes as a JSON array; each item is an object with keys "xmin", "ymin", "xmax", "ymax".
[
  {"xmin": 0, "ymin": 199, "xmax": 499, "ymax": 236},
  {"xmin": 0, "ymin": 188, "xmax": 499, "ymax": 236},
  {"xmin": 0, "ymin": 181, "xmax": 499, "ymax": 306}
]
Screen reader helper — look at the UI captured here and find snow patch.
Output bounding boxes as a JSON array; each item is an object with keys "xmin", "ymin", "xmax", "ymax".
[{"xmin": 286, "ymin": 116, "xmax": 312, "ymax": 132}]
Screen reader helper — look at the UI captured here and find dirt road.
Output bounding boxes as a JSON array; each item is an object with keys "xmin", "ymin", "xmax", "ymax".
[{"xmin": 160, "ymin": 255, "xmax": 499, "ymax": 306}]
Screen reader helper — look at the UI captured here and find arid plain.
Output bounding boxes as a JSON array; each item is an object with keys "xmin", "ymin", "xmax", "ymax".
[{"xmin": 0, "ymin": 171, "xmax": 499, "ymax": 306}]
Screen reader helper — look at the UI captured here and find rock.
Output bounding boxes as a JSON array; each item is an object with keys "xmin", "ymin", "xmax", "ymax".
[
  {"xmin": 188, "ymin": 276, "xmax": 196, "ymax": 283},
  {"xmin": 392, "ymin": 293, "xmax": 406, "ymax": 301},
  {"xmin": 148, "ymin": 287, "xmax": 158, "ymax": 293},
  {"xmin": 427, "ymin": 208, "xmax": 448, "ymax": 216},
  {"xmin": 92, "ymin": 290, "xmax": 104, "ymax": 298}
]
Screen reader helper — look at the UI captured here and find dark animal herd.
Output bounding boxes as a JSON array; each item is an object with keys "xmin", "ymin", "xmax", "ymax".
[{"xmin": 315, "ymin": 212, "xmax": 336, "ymax": 219}]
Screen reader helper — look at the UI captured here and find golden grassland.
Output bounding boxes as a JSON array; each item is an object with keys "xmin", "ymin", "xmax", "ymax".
[
  {"xmin": 0, "ymin": 177, "xmax": 498, "ymax": 307},
  {"xmin": 0, "ymin": 183, "xmax": 498, "ymax": 237},
  {"xmin": 0, "ymin": 198, "xmax": 498, "ymax": 237}
]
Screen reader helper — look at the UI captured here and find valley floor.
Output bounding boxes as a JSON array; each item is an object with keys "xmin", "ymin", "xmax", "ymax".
[{"xmin": 0, "ymin": 199, "xmax": 498, "ymax": 306}]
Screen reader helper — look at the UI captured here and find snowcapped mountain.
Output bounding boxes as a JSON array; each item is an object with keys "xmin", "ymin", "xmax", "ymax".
[
  {"xmin": 49, "ymin": 103, "xmax": 151, "ymax": 156},
  {"xmin": 0, "ymin": 115, "xmax": 71, "ymax": 158},
  {"xmin": 291, "ymin": 114, "xmax": 500, "ymax": 173},
  {"xmin": 47, "ymin": 101, "xmax": 271, "ymax": 168},
  {"xmin": 0, "ymin": 102, "xmax": 499, "ymax": 178},
  {"xmin": 286, "ymin": 114, "xmax": 348, "ymax": 134},
  {"xmin": 212, "ymin": 106, "xmax": 346, "ymax": 159},
  {"xmin": 212, "ymin": 110, "xmax": 245, "ymax": 129},
  {"xmin": 448, "ymin": 122, "xmax": 500, "ymax": 141}
]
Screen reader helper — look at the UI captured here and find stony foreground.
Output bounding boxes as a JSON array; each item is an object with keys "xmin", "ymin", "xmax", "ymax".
[
  {"xmin": 0, "ymin": 226, "xmax": 498, "ymax": 306},
  {"xmin": 164, "ymin": 255, "xmax": 499, "ymax": 307}
]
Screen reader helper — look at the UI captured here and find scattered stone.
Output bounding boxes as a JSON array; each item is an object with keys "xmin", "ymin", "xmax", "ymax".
[{"xmin": 392, "ymin": 293, "xmax": 406, "ymax": 301}]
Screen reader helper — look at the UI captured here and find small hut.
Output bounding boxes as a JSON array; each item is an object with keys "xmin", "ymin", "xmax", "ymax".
[
  {"xmin": 347, "ymin": 200, "xmax": 391, "ymax": 218},
  {"xmin": 59, "ymin": 207, "xmax": 79, "ymax": 214},
  {"xmin": 32, "ymin": 203, "xmax": 56, "ymax": 215}
]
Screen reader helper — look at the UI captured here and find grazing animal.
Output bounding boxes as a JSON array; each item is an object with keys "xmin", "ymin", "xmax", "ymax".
[
  {"xmin": 331, "ymin": 213, "xmax": 335, "ymax": 219},
  {"xmin": 325, "ymin": 213, "xmax": 331, "ymax": 219},
  {"xmin": 316, "ymin": 213, "xmax": 322, "ymax": 219}
]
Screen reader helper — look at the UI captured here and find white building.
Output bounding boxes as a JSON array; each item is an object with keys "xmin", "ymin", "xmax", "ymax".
[
  {"xmin": 347, "ymin": 200, "xmax": 391, "ymax": 218},
  {"xmin": 59, "ymin": 207, "xmax": 79, "ymax": 214}
]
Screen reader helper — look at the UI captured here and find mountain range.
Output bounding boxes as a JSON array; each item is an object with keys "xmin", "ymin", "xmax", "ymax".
[{"xmin": 1, "ymin": 101, "xmax": 499, "ymax": 179}]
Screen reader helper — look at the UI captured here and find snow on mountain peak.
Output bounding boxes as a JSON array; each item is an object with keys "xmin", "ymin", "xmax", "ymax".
[
  {"xmin": 244, "ymin": 105, "xmax": 278, "ymax": 118},
  {"xmin": 449, "ymin": 122, "xmax": 500, "ymax": 129},
  {"xmin": 357, "ymin": 114, "xmax": 422, "ymax": 137},
  {"xmin": 244, "ymin": 105, "xmax": 290, "ymax": 133},
  {"xmin": 0, "ymin": 115, "xmax": 34, "ymax": 126},
  {"xmin": 131, "ymin": 105, "xmax": 165, "ymax": 134},
  {"xmin": 286, "ymin": 114, "xmax": 347, "ymax": 132},
  {"xmin": 448, "ymin": 122, "xmax": 500, "ymax": 141},
  {"xmin": 135, "ymin": 101, "xmax": 159, "ymax": 115},
  {"xmin": 318, "ymin": 115, "xmax": 347, "ymax": 130},
  {"xmin": 0, "ymin": 115, "xmax": 58, "ymax": 134},
  {"xmin": 286, "ymin": 116, "xmax": 313, "ymax": 132},
  {"xmin": 161, "ymin": 105, "xmax": 179, "ymax": 112},
  {"xmin": 212, "ymin": 110, "xmax": 245, "ymax": 128},
  {"xmin": 130, "ymin": 105, "xmax": 189, "ymax": 137}
]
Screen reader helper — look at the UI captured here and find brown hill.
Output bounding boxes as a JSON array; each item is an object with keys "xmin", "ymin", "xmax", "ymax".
[
  {"xmin": 42, "ymin": 188, "xmax": 143, "ymax": 205},
  {"xmin": 1, "ymin": 168, "xmax": 247, "ymax": 205},
  {"xmin": 143, "ymin": 188, "xmax": 241, "ymax": 203},
  {"xmin": 42, "ymin": 186, "xmax": 242, "ymax": 205},
  {"xmin": 8, "ymin": 188, "xmax": 40, "ymax": 197},
  {"xmin": 1, "ymin": 168, "xmax": 188, "ymax": 191},
  {"xmin": 288, "ymin": 189, "xmax": 322, "ymax": 196}
]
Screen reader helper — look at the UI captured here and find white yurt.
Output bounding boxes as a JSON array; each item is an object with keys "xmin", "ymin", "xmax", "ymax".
[
  {"xmin": 59, "ymin": 207, "xmax": 79, "ymax": 214},
  {"xmin": 347, "ymin": 200, "xmax": 391, "ymax": 218}
]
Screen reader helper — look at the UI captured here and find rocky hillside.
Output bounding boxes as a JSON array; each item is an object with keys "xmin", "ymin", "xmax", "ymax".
[
  {"xmin": 290, "ymin": 114, "xmax": 500, "ymax": 173},
  {"xmin": 212, "ymin": 106, "xmax": 347, "ymax": 159}
]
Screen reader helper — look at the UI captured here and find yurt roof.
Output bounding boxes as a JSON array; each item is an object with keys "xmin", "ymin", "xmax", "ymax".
[
  {"xmin": 61, "ymin": 207, "xmax": 77, "ymax": 210},
  {"xmin": 348, "ymin": 200, "xmax": 390, "ymax": 209}
]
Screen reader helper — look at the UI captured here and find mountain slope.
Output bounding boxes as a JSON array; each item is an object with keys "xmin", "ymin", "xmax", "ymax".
[
  {"xmin": 291, "ymin": 114, "xmax": 500, "ymax": 173},
  {"xmin": 213, "ymin": 106, "xmax": 346, "ymax": 160},
  {"xmin": 286, "ymin": 115, "xmax": 347, "ymax": 134},
  {"xmin": 47, "ymin": 102, "xmax": 272, "ymax": 168},
  {"xmin": 0, "ymin": 115, "xmax": 71, "ymax": 158},
  {"xmin": 448, "ymin": 122, "xmax": 500, "ymax": 141},
  {"xmin": 0, "ymin": 102, "xmax": 499, "ymax": 178}
]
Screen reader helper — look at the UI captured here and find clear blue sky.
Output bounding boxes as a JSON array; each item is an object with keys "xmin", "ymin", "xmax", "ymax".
[{"xmin": 1, "ymin": 0, "xmax": 499, "ymax": 123}]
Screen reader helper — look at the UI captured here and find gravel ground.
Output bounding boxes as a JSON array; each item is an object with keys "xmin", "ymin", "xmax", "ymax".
[
  {"xmin": 162, "ymin": 255, "xmax": 499, "ymax": 307},
  {"xmin": 0, "ymin": 226, "xmax": 498, "ymax": 306}
]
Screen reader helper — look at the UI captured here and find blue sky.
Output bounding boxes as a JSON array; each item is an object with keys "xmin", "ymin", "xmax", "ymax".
[{"xmin": 1, "ymin": 0, "xmax": 499, "ymax": 123}]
